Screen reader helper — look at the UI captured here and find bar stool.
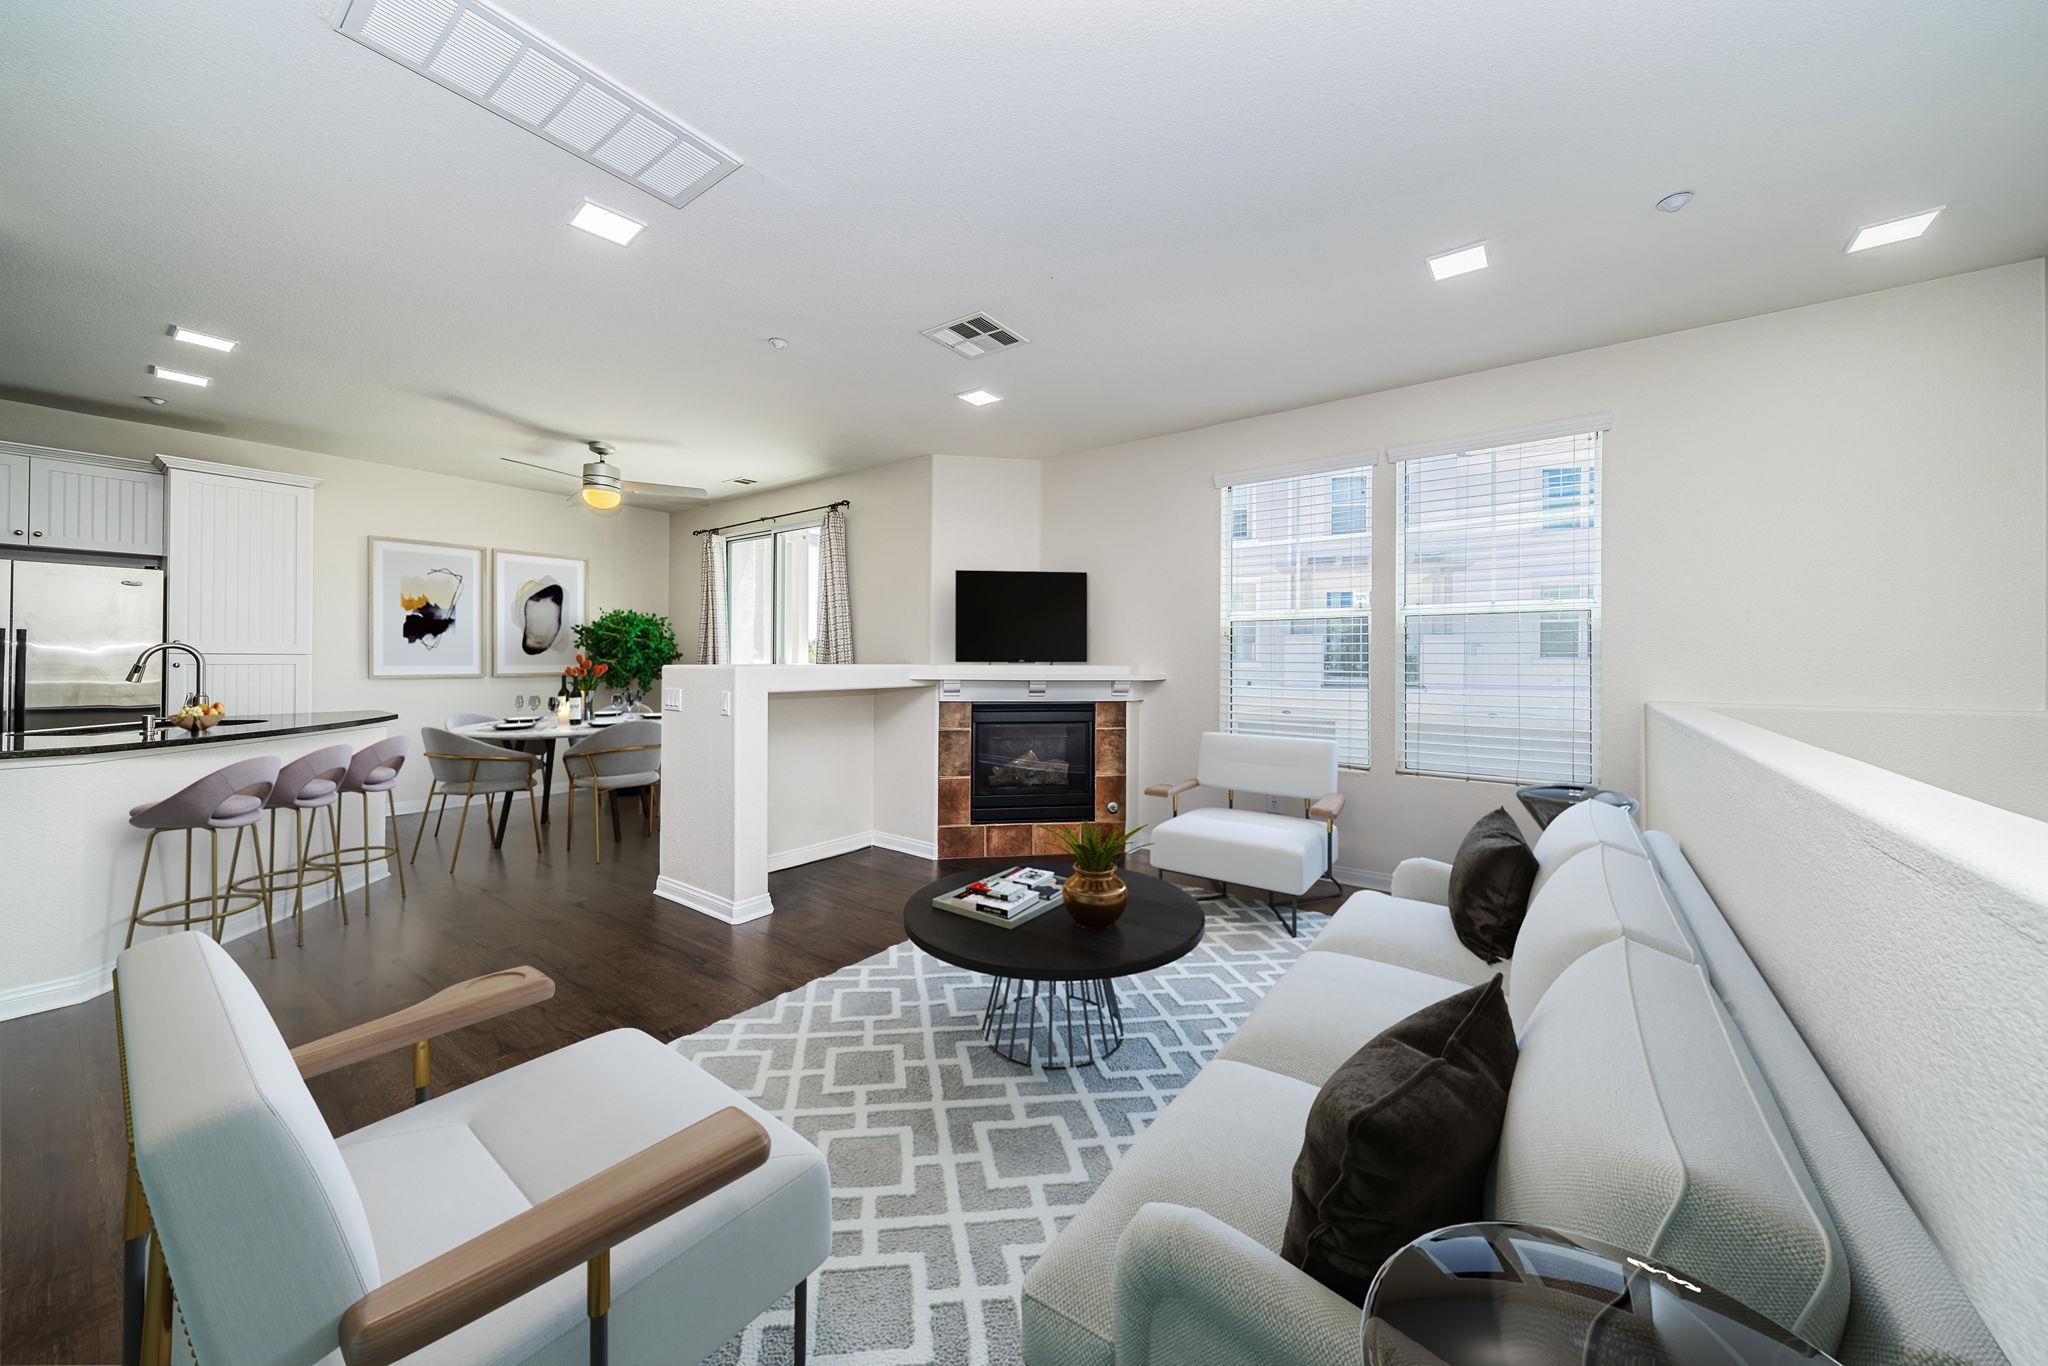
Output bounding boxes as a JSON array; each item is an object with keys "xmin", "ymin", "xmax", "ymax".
[
  {"xmin": 413, "ymin": 727, "xmax": 542, "ymax": 873},
  {"xmin": 228, "ymin": 744, "xmax": 349, "ymax": 947},
  {"xmin": 124, "ymin": 755, "xmax": 280, "ymax": 956},
  {"xmin": 563, "ymin": 720, "xmax": 663, "ymax": 865},
  {"xmin": 307, "ymin": 737, "xmax": 409, "ymax": 914}
]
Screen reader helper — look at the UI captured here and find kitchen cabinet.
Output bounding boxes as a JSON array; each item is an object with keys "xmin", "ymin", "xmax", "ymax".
[
  {"xmin": 0, "ymin": 450, "xmax": 26, "ymax": 543},
  {"xmin": 0, "ymin": 443, "xmax": 164, "ymax": 555}
]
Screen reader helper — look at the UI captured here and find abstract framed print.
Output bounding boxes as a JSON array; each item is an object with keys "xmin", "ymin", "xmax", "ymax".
[
  {"xmin": 492, "ymin": 548, "xmax": 588, "ymax": 677},
  {"xmin": 368, "ymin": 537, "xmax": 487, "ymax": 678}
]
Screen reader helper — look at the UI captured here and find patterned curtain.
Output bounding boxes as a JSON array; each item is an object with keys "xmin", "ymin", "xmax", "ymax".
[
  {"xmin": 696, "ymin": 532, "xmax": 728, "ymax": 664},
  {"xmin": 817, "ymin": 505, "xmax": 853, "ymax": 663}
]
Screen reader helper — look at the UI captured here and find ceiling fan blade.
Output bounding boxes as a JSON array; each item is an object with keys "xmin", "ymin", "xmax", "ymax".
[
  {"xmin": 502, "ymin": 457, "xmax": 579, "ymax": 481},
  {"xmin": 621, "ymin": 479, "xmax": 712, "ymax": 499}
]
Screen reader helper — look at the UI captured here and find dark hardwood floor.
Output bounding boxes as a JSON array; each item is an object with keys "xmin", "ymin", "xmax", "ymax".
[{"xmin": 0, "ymin": 808, "xmax": 944, "ymax": 1366}]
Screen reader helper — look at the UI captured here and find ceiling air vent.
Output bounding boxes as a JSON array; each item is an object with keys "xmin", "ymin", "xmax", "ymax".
[
  {"xmin": 725, "ymin": 477, "xmax": 758, "ymax": 486},
  {"xmin": 334, "ymin": 0, "xmax": 741, "ymax": 209},
  {"xmin": 921, "ymin": 313, "xmax": 1028, "ymax": 359}
]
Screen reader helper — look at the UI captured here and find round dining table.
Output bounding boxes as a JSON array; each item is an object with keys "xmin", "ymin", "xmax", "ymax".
[{"xmin": 451, "ymin": 713, "xmax": 663, "ymax": 843}]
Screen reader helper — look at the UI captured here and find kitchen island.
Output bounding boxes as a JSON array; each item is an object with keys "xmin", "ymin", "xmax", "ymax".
[{"xmin": 0, "ymin": 710, "xmax": 397, "ymax": 1019}]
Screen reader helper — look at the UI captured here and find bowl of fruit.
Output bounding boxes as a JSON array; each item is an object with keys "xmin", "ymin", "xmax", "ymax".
[{"xmin": 166, "ymin": 700, "xmax": 225, "ymax": 733}]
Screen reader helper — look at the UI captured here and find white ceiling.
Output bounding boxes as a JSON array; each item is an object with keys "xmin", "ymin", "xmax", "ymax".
[{"xmin": 1, "ymin": 0, "xmax": 2044, "ymax": 501}]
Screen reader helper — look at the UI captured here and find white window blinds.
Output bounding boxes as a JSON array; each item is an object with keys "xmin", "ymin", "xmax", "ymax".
[
  {"xmin": 1396, "ymin": 431, "xmax": 1600, "ymax": 782},
  {"xmin": 1220, "ymin": 463, "xmax": 1372, "ymax": 767}
]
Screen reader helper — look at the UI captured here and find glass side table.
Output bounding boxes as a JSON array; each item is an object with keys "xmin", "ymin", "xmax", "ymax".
[{"xmin": 1363, "ymin": 1222, "xmax": 1839, "ymax": 1365}]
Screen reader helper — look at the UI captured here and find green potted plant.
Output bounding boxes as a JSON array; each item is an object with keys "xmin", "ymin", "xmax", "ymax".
[
  {"xmin": 570, "ymin": 609, "xmax": 681, "ymax": 712},
  {"xmin": 1046, "ymin": 821, "xmax": 1146, "ymax": 928}
]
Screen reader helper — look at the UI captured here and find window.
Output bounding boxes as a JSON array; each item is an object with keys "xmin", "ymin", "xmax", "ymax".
[
  {"xmin": 1396, "ymin": 431, "xmax": 1601, "ymax": 783},
  {"xmin": 725, "ymin": 524, "xmax": 821, "ymax": 664},
  {"xmin": 1219, "ymin": 462, "xmax": 1371, "ymax": 767}
]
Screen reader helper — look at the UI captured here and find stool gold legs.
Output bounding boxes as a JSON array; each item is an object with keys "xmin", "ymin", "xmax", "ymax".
[
  {"xmin": 125, "ymin": 828, "xmax": 267, "ymax": 948},
  {"xmin": 388, "ymin": 790, "xmax": 408, "ymax": 898}
]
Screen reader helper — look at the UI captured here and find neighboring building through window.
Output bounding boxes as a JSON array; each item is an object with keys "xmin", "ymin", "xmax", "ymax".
[
  {"xmin": 1396, "ymin": 430, "xmax": 1601, "ymax": 783},
  {"xmin": 726, "ymin": 524, "xmax": 822, "ymax": 664},
  {"xmin": 1218, "ymin": 461, "xmax": 1372, "ymax": 767}
]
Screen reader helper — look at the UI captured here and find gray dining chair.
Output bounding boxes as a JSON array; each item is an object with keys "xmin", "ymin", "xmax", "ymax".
[
  {"xmin": 435, "ymin": 712, "xmax": 497, "ymax": 836},
  {"xmin": 562, "ymin": 720, "xmax": 662, "ymax": 865},
  {"xmin": 411, "ymin": 727, "xmax": 542, "ymax": 873}
]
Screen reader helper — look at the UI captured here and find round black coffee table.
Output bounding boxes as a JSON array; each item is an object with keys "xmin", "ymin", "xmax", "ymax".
[{"xmin": 903, "ymin": 858, "xmax": 1204, "ymax": 1068}]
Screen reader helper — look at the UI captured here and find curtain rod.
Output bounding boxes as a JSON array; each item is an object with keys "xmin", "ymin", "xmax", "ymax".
[{"xmin": 691, "ymin": 499, "xmax": 850, "ymax": 537}]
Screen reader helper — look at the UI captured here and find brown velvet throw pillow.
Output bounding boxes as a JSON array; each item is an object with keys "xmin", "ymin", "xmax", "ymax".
[
  {"xmin": 1447, "ymin": 808, "xmax": 1537, "ymax": 963},
  {"xmin": 1281, "ymin": 976, "xmax": 1519, "ymax": 1304}
]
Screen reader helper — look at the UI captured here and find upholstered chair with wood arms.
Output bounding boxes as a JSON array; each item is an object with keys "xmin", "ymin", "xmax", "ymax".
[
  {"xmin": 1143, "ymin": 732, "xmax": 1345, "ymax": 935},
  {"xmin": 413, "ymin": 727, "xmax": 543, "ymax": 873},
  {"xmin": 561, "ymin": 720, "xmax": 661, "ymax": 866},
  {"xmin": 113, "ymin": 932, "xmax": 830, "ymax": 1366}
]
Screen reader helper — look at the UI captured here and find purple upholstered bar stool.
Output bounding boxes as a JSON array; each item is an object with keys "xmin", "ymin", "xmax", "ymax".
[
  {"xmin": 125, "ymin": 754, "xmax": 281, "ymax": 956},
  {"xmin": 228, "ymin": 743, "xmax": 350, "ymax": 947},
  {"xmin": 306, "ymin": 736, "xmax": 409, "ymax": 915}
]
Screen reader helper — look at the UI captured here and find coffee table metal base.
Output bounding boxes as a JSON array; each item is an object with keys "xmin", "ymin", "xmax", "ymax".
[{"xmin": 981, "ymin": 975, "xmax": 1124, "ymax": 1068}]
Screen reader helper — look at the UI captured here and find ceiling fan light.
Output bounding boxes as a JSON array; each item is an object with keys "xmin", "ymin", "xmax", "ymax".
[{"xmin": 580, "ymin": 485, "xmax": 623, "ymax": 510}]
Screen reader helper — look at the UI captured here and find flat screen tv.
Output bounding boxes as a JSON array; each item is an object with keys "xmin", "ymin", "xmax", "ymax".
[{"xmin": 955, "ymin": 571, "xmax": 1087, "ymax": 663}]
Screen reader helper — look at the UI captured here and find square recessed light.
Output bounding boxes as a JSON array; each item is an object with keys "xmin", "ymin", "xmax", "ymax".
[
  {"xmin": 1427, "ymin": 242, "xmax": 1489, "ymax": 281},
  {"xmin": 170, "ymin": 325, "xmax": 238, "ymax": 352},
  {"xmin": 957, "ymin": 389, "xmax": 1002, "ymax": 406},
  {"xmin": 148, "ymin": 365, "xmax": 210, "ymax": 387},
  {"xmin": 1846, "ymin": 207, "xmax": 1943, "ymax": 254},
  {"xmin": 569, "ymin": 200, "xmax": 645, "ymax": 245}
]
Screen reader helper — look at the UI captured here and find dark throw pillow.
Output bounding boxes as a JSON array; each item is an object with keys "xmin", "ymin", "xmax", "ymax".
[
  {"xmin": 1280, "ymin": 976, "xmax": 1519, "ymax": 1304},
  {"xmin": 1447, "ymin": 807, "xmax": 1537, "ymax": 963}
]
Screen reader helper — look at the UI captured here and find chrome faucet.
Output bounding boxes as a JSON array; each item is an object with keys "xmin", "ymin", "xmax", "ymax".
[{"xmin": 127, "ymin": 641, "xmax": 207, "ymax": 708}]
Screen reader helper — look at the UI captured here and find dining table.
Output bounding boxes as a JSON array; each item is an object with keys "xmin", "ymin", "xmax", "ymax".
[{"xmin": 452, "ymin": 713, "xmax": 663, "ymax": 845}]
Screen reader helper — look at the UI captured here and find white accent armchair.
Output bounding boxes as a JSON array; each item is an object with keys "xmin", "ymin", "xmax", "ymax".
[
  {"xmin": 1143, "ymin": 732, "xmax": 1345, "ymax": 935},
  {"xmin": 114, "ymin": 933, "xmax": 829, "ymax": 1366}
]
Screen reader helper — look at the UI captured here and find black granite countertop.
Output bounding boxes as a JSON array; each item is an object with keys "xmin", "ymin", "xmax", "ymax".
[{"xmin": 0, "ymin": 711, "xmax": 400, "ymax": 761}]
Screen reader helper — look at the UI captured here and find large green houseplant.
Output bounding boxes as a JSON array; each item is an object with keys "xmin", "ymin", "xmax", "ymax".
[{"xmin": 570, "ymin": 609, "xmax": 681, "ymax": 706}]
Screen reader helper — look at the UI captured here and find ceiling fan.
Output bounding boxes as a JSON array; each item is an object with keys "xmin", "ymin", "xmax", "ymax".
[{"xmin": 500, "ymin": 442, "xmax": 709, "ymax": 513}]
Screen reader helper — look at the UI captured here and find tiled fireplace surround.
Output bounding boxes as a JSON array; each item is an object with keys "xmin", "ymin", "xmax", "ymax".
[{"xmin": 937, "ymin": 700, "xmax": 1126, "ymax": 859}]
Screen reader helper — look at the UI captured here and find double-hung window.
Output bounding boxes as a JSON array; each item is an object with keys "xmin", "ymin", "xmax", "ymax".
[
  {"xmin": 1396, "ymin": 431, "xmax": 1601, "ymax": 782},
  {"xmin": 726, "ymin": 524, "xmax": 821, "ymax": 664},
  {"xmin": 1218, "ymin": 464, "xmax": 1372, "ymax": 768}
]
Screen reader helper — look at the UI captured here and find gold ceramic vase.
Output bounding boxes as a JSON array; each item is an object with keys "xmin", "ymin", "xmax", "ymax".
[{"xmin": 1063, "ymin": 867, "xmax": 1129, "ymax": 928}]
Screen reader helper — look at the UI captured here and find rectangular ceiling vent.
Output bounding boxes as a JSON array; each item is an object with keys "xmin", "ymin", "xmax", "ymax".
[
  {"xmin": 334, "ymin": 0, "xmax": 741, "ymax": 209},
  {"xmin": 921, "ymin": 313, "xmax": 1028, "ymax": 359}
]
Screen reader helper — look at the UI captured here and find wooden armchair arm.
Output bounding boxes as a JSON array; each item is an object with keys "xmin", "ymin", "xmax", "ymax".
[
  {"xmin": 1308, "ymin": 792, "xmax": 1346, "ymax": 823},
  {"xmin": 1143, "ymin": 778, "xmax": 1198, "ymax": 814},
  {"xmin": 338, "ymin": 1107, "xmax": 769, "ymax": 1366},
  {"xmin": 291, "ymin": 967, "xmax": 554, "ymax": 1080}
]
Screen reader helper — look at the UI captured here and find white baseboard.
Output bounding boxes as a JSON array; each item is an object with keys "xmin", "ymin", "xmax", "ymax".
[
  {"xmin": 1332, "ymin": 864, "xmax": 1390, "ymax": 893},
  {"xmin": 392, "ymin": 790, "xmax": 540, "ymax": 818},
  {"xmin": 767, "ymin": 830, "xmax": 879, "ymax": 873},
  {"xmin": 870, "ymin": 830, "xmax": 939, "ymax": 861},
  {"xmin": 653, "ymin": 875, "xmax": 773, "ymax": 924},
  {"xmin": 0, "ymin": 861, "xmax": 392, "ymax": 1023}
]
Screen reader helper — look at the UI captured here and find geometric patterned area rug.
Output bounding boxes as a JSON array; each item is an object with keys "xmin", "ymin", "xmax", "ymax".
[{"xmin": 679, "ymin": 895, "xmax": 1330, "ymax": 1366}]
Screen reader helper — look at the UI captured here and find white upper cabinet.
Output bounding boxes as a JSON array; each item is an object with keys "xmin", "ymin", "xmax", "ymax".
[{"xmin": 0, "ymin": 443, "xmax": 164, "ymax": 555}]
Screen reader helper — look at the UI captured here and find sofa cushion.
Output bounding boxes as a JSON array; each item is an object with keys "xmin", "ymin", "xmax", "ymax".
[
  {"xmin": 1312, "ymin": 890, "xmax": 1497, "ymax": 988},
  {"xmin": 1216, "ymin": 950, "xmax": 1470, "ymax": 1086},
  {"xmin": 1447, "ymin": 808, "xmax": 1537, "ymax": 963},
  {"xmin": 1282, "ymin": 976, "xmax": 1518, "ymax": 1303},
  {"xmin": 1020, "ymin": 1059, "xmax": 1320, "ymax": 1366},
  {"xmin": 1507, "ymin": 843, "xmax": 1697, "ymax": 1033},
  {"xmin": 1531, "ymin": 795, "xmax": 1647, "ymax": 877},
  {"xmin": 1493, "ymin": 939, "xmax": 1850, "ymax": 1350},
  {"xmin": 1147, "ymin": 806, "xmax": 1329, "ymax": 897}
]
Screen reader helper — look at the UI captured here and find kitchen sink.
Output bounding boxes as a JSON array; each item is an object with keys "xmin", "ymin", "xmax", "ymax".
[{"xmin": 26, "ymin": 716, "xmax": 271, "ymax": 737}]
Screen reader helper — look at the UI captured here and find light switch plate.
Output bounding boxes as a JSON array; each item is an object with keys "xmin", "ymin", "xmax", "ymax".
[
  {"xmin": 662, "ymin": 687, "xmax": 682, "ymax": 711},
  {"xmin": 720, "ymin": 690, "xmax": 733, "ymax": 717}
]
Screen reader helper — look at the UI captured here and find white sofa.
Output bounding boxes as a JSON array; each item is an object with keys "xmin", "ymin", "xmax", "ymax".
[{"xmin": 1021, "ymin": 799, "xmax": 2009, "ymax": 1366}]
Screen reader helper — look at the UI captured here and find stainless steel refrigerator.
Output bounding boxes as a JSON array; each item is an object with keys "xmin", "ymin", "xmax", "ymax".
[{"xmin": 1, "ymin": 559, "xmax": 165, "ymax": 734}]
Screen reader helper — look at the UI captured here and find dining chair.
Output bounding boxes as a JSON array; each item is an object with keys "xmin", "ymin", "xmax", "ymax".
[
  {"xmin": 562, "ymin": 720, "xmax": 662, "ymax": 865},
  {"xmin": 434, "ymin": 712, "xmax": 496, "ymax": 836},
  {"xmin": 412, "ymin": 728, "xmax": 542, "ymax": 873}
]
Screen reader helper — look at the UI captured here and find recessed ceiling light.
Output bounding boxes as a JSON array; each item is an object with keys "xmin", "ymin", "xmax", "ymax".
[
  {"xmin": 148, "ymin": 365, "xmax": 210, "ymax": 387},
  {"xmin": 569, "ymin": 200, "xmax": 645, "ymax": 245},
  {"xmin": 1427, "ymin": 242, "xmax": 1489, "ymax": 281},
  {"xmin": 170, "ymin": 325, "xmax": 238, "ymax": 352},
  {"xmin": 1655, "ymin": 191, "xmax": 1694, "ymax": 213},
  {"xmin": 142, "ymin": 395, "xmax": 168, "ymax": 405},
  {"xmin": 1846, "ymin": 207, "xmax": 1943, "ymax": 254},
  {"xmin": 957, "ymin": 390, "xmax": 1002, "ymax": 406}
]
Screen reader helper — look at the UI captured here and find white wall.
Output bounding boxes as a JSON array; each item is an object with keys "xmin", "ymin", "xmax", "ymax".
[
  {"xmin": 929, "ymin": 454, "xmax": 1042, "ymax": 662},
  {"xmin": 669, "ymin": 455, "xmax": 934, "ymax": 664},
  {"xmin": 1644, "ymin": 702, "xmax": 2048, "ymax": 1364},
  {"xmin": 0, "ymin": 397, "xmax": 672, "ymax": 805},
  {"xmin": 1038, "ymin": 261, "xmax": 2048, "ymax": 873},
  {"xmin": 764, "ymin": 691, "xmax": 876, "ymax": 861}
]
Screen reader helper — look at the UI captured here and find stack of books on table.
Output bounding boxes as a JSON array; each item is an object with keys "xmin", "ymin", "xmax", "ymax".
[{"xmin": 934, "ymin": 866, "xmax": 1064, "ymax": 929}]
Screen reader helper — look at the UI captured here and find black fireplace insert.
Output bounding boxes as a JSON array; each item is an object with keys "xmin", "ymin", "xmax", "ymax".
[{"xmin": 970, "ymin": 702, "xmax": 1096, "ymax": 824}]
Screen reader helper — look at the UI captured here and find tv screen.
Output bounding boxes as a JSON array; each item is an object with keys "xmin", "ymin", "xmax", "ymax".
[{"xmin": 955, "ymin": 571, "xmax": 1087, "ymax": 663}]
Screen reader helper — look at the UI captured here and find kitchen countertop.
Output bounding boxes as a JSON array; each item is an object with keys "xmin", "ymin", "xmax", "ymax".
[{"xmin": 0, "ymin": 710, "xmax": 399, "ymax": 761}]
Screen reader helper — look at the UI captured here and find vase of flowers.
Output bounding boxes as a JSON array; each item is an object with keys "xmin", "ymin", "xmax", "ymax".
[
  {"xmin": 1047, "ymin": 821, "xmax": 1146, "ymax": 929},
  {"xmin": 562, "ymin": 652, "xmax": 608, "ymax": 719}
]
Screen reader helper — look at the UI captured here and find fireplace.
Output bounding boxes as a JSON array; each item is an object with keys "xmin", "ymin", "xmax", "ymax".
[{"xmin": 970, "ymin": 703, "xmax": 1096, "ymax": 825}]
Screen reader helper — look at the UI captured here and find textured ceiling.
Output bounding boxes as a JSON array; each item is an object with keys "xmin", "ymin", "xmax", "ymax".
[{"xmin": 0, "ymin": 0, "xmax": 2043, "ymax": 500}]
